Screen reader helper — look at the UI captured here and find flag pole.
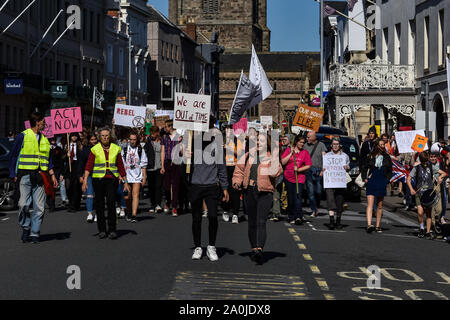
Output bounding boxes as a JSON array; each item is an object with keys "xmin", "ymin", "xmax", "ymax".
[{"xmin": 90, "ymin": 87, "xmax": 96, "ymax": 133}]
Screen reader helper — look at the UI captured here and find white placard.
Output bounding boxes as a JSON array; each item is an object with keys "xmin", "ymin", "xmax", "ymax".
[
  {"xmin": 291, "ymin": 126, "xmax": 301, "ymax": 135},
  {"xmin": 155, "ymin": 109, "xmax": 174, "ymax": 119},
  {"xmin": 248, "ymin": 121, "xmax": 262, "ymax": 131},
  {"xmin": 323, "ymin": 154, "xmax": 348, "ymax": 189},
  {"xmin": 260, "ymin": 116, "xmax": 272, "ymax": 126},
  {"xmin": 173, "ymin": 92, "xmax": 211, "ymax": 132},
  {"xmin": 146, "ymin": 104, "xmax": 157, "ymax": 111},
  {"xmin": 395, "ymin": 130, "xmax": 429, "ymax": 154},
  {"xmin": 113, "ymin": 104, "xmax": 147, "ymax": 128}
]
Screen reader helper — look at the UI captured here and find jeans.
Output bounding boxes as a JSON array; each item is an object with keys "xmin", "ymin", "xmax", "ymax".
[
  {"xmin": 60, "ymin": 178, "xmax": 67, "ymax": 202},
  {"xmin": 286, "ymin": 180, "xmax": 304, "ymax": 221},
  {"xmin": 86, "ymin": 176, "xmax": 94, "ymax": 213},
  {"xmin": 441, "ymin": 182, "xmax": 447, "ymax": 219},
  {"xmin": 244, "ymin": 187, "xmax": 273, "ymax": 249},
  {"xmin": 190, "ymin": 184, "xmax": 220, "ymax": 247},
  {"xmin": 116, "ymin": 184, "xmax": 126, "ymax": 209},
  {"xmin": 18, "ymin": 174, "xmax": 46, "ymax": 237},
  {"xmin": 222, "ymin": 166, "xmax": 241, "ymax": 216},
  {"xmin": 305, "ymin": 168, "xmax": 322, "ymax": 213}
]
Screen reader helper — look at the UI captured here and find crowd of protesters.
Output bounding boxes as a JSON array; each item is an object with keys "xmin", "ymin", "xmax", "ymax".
[{"xmin": 7, "ymin": 113, "xmax": 450, "ymax": 261}]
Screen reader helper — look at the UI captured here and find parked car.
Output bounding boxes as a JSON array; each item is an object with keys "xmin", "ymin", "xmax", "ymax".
[
  {"xmin": 316, "ymin": 133, "xmax": 361, "ymax": 200},
  {"xmin": 0, "ymin": 138, "xmax": 17, "ymax": 211},
  {"xmin": 318, "ymin": 126, "xmax": 348, "ymax": 136}
]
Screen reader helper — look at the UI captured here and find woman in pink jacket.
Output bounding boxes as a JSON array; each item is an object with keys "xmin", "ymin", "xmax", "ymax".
[{"xmin": 233, "ymin": 133, "xmax": 283, "ymax": 265}]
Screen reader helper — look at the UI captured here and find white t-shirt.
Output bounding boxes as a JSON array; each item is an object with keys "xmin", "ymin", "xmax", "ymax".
[{"xmin": 122, "ymin": 145, "xmax": 148, "ymax": 183}]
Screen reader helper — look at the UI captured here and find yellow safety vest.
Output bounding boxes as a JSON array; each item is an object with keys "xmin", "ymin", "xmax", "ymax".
[
  {"xmin": 18, "ymin": 129, "xmax": 50, "ymax": 171},
  {"xmin": 91, "ymin": 143, "xmax": 121, "ymax": 178}
]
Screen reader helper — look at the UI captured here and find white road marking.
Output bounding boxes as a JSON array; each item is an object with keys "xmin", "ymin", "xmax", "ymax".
[{"xmin": 2, "ymin": 218, "xmax": 10, "ymax": 221}]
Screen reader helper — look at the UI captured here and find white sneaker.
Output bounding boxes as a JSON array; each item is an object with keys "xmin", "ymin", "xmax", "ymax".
[
  {"xmin": 94, "ymin": 215, "xmax": 97, "ymax": 222},
  {"xmin": 119, "ymin": 209, "xmax": 126, "ymax": 218},
  {"xmin": 156, "ymin": 205, "xmax": 162, "ymax": 213},
  {"xmin": 116, "ymin": 207, "xmax": 121, "ymax": 215},
  {"xmin": 202, "ymin": 210, "xmax": 208, "ymax": 218},
  {"xmin": 206, "ymin": 245, "xmax": 218, "ymax": 261},
  {"xmin": 86, "ymin": 214, "xmax": 93, "ymax": 223},
  {"xmin": 222, "ymin": 212, "xmax": 230, "ymax": 222},
  {"xmin": 441, "ymin": 217, "xmax": 447, "ymax": 224},
  {"xmin": 232, "ymin": 215, "xmax": 238, "ymax": 224},
  {"xmin": 192, "ymin": 247, "xmax": 203, "ymax": 260},
  {"xmin": 149, "ymin": 208, "xmax": 155, "ymax": 214},
  {"xmin": 164, "ymin": 206, "xmax": 170, "ymax": 214}
]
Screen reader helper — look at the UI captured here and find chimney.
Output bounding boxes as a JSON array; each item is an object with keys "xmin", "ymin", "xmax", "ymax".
[{"xmin": 186, "ymin": 18, "xmax": 196, "ymax": 41}]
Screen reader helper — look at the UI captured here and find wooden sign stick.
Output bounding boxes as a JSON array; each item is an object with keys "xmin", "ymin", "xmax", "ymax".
[
  {"xmin": 67, "ymin": 132, "xmax": 72, "ymax": 173},
  {"xmin": 186, "ymin": 130, "xmax": 193, "ymax": 174}
]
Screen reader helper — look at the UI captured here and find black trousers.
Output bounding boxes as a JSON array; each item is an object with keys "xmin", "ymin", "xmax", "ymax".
[
  {"xmin": 221, "ymin": 166, "xmax": 241, "ymax": 215},
  {"xmin": 93, "ymin": 178, "xmax": 118, "ymax": 233},
  {"xmin": 148, "ymin": 170, "xmax": 163, "ymax": 207},
  {"xmin": 244, "ymin": 187, "xmax": 273, "ymax": 249},
  {"xmin": 189, "ymin": 184, "xmax": 220, "ymax": 247},
  {"xmin": 68, "ymin": 160, "xmax": 81, "ymax": 210}
]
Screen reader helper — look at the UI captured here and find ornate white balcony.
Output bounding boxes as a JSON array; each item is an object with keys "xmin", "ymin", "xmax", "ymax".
[{"xmin": 329, "ymin": 58, "xmax": 416, "ymax": 92}]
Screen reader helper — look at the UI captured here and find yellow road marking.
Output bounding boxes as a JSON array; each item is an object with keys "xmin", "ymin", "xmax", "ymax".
[
  {"xmin": 324, "ymin": 294, "xmax": 335, "ymax": 300},
  {"xmin": 303, "ymin": 254, "xmax": 313, "ymax": 261},
  {"xmin": 297, "ymin": 243, "xmax": 307, "ymax": 250},
  {"xmin": 293, "ymin": 235, "xmax": 301, "ymax": 242},
  {"xmin": 288, "ymin": 228, "xmax": 296, "ymax": 234},
  {"xmin": 310, "ymin": 265, "xmax": 321, "ymax": 274}
]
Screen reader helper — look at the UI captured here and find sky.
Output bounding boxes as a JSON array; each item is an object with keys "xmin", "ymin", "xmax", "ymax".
[{"xmin": 147, "ymin": 0, "xmax": 327, "ymax": 52}]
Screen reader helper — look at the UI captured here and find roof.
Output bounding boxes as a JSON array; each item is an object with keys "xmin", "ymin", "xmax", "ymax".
[
  {"xmin": 220, "ymin": 52, "xmax": 320, "ymax": 72},
  {"xmin": 147, "ymin": 5, "xmax": 197, "ymax": 44}
]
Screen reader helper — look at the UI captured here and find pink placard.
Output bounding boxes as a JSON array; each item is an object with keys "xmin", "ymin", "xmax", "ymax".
[
  {"xmin": 51, "ymin": 107, "xmax": 82, "ymax": 134},
  {"xmin": 232, "ymin": 118, "xmax": 248, "ymax": 136},
  {"xmin": 24, "ymin": 116, "xmax": 54, "ymax": 138}
]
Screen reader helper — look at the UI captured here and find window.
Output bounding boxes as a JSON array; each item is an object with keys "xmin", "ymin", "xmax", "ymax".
[
  {"xmin": 97, "ymin": 13, "xmax": 101, "ymax": 44},
  {"xmin": 90, "ymin": 68, "xmax": 94, "ymax": 86},
  {"xmin": 203, "ymin": 0, "xmax": 219, "ymax": 14},
  {"xmin": 6, "ymin": 45, "xmax": 10, "ymax": 67},
  {"xmin": 161, "ymin": 41, "xmax": 165, "ymax": 59},
  {"xmin": 170, "ymin": 44, "xmax": 174, "ymax": 61},
  {"xmin": 83, "ymin": 9, "xmax": 87, "ymax": 40},
  {"xmin": 438, "ymin": 10, "xmax": 445, "ymax": 66},
  {"xmin": 119, "ymin": 84, "xmax": 124, "ymax": 95},
  {"xmin": 64, "ymin": 63, "xmax": 69, "ymax": 81},
  {"xmin": 107, "ymin": 44, "xmax": 113, "ymax": 73},
  {"xmin": 382, "ymin": 27, "xmax": 389, "ymax": 62},
  {"xmin": 161, "ymin": 77, "xmax": 174, "ymax": 101},
  {"xmin": 57, "ymin": 62, "xmax": 61, "ymax": 79},
  {"xmin": 13, "ymin": 47, "xmax": 17, "ymax": 70},
  {"xmin": 90, "ymin": 11, "xmax": 94, "ymax": 42},
  {"xmin": 119, "ymin": 48, "xmax": 124, "ymax": 76},
  {"xmin": 73, "ymin": 65, "xmax": 77, "ymax": 87},
  {"xmin": 408, "ymin": 20, "xmax": 415, "ymax": 65},
  {"xmin": 248, "ymin": 105, "xmax": 259, "ymax": 117},
  {"xmin": 424, "ymin": 16, "xmax": 430, "ymax": 70},
  {"xmin": 97, "ymin": 70, "xmax": 101, "ymax": 89},
  {"xmin": 0, "ymin": 43, "xmax": 3, "ymax": 65},
  {"xmin": 394, "ymin": 23, "xmax": 401, "ymax": 64},
  {"xmin": 166, "ymin": 43, "xmax": 169, "ymax": 59}
]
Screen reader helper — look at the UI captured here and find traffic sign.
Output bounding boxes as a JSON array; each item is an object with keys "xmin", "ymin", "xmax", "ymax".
[{"xmin": 281, "ymin": 120, "xmax": 288, "ymax": 127}]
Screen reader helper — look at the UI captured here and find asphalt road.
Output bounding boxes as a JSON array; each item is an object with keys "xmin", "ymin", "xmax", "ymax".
[{"xmin": 1, "ymin": 195, "xmax": 449, "ymax": 300}]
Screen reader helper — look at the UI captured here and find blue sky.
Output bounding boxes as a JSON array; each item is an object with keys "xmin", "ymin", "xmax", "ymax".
[{"xmin": 147, "ymin": 0, "xmax": 326, "ymax": 52}]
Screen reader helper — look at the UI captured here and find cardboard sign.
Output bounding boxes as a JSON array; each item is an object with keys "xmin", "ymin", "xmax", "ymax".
[
  {"xmin": 154, "ymin": 115, "xmax": 170, "ymax": 128},
  {"xmin": 51, "ymin": 107, "xmax": 82, "ymax": 134},
  {"xmin": 233, "ymin": 118, "xmax": 248, "ymax": 136},
  {"xmin": 155, "ymin": 109, "xmax": 174, "ymax": 119},
  {"xmin": 173, "ymin": 92, "xmax": 211, "ymax": 132},
  {"xmin": 395, "ymin": 130, "xmax": 429, "ymax": 154},
  {"xmin": 292, "ymin": 104, "xmax": 324, "ymax": 132},
  {"xmin": 260, "ymin": 116, "xmax": 272, "ymax": 127},
  {"xmin": 411, "ymin": 134, "xmax": 428, "ymax": 153},
  {"xmin": 25, "ymin": 116, "xmax": 54, "ymax": 138},
  {"xmin": 113, "ymin": 104, "xmax": 147, "ymax": 128},
  {"xmin": 323, "ymin": 154, "xmax": 348, "ymax": 189}
]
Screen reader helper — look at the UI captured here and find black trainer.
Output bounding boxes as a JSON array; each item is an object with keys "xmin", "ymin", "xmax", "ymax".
[
  {"xmin": 329, "ymin": 216, "xmax": 335, "ymax": 230},
  {"xmin": 30, "ymin": 236, "xmax": 39, "ymax": 244},
  {"xmin": 98, "ymin": 232, "xmax": 107, "ymax": 239},
  {"xmin": 425, "ymin": 232, "xmax": 436, "ymax": 240},
  {"xmin": 108, "ymin": 232, "xmax": 118, "ymax": 240},
  {"xmin": 21, "ymin": 229, "xmax": 30, "ymax": 243},
  {"xmin": 418, "ymin": 228, "xmax": 426, "ymax": 238},
  {"xmin": 335, "ymin": 217, "xmax": 343, "ymax": 230},
  {"xmin": 366, "ymin": 225, "xmax": 375, "ymax": 233},
  {"xmin": 254, "ymin": 250, "xmax": 264, "ymax": 265},
  {"xmin": 295, "ymin": 218, "xmax": 303, "ymax": 225}
]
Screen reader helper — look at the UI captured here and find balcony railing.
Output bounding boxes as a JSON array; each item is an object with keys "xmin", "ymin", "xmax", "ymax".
[{"xmin": 329, "ymin": 59, "xmax": 416, "ymax": 92}]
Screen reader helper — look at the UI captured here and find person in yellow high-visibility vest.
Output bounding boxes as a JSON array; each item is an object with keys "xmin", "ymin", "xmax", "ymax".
[
  {"xmin": 9, "ymin": 112, "xmax": 58, "ymax": 244},
  {"xmin": 82, "ymin": 127, "xmax": 130, "ymax": 240}
]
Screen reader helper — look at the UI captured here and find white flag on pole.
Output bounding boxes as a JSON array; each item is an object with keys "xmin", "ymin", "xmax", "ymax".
[
  {"xmin": 93, "ymin": 87, "xmax": 104, "ymax": 111},
  {"xmin": 229, "ymin": 71, "xmax": 258, "ymax": 125},
  {"xmin": 447, "ymin": 57, "xmax": 450, "ymax": 109},
  {"xmin": 248, "ymin": 45, "xmax": 273, "ymax": 107}
]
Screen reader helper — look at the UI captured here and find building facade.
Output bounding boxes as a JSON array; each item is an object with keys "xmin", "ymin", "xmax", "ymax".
[
  {"xmin": 147, "ymin": 5, "xmax": 208, "ymax": 109},
  {"xmin": 168, "ymin": 0, "xmax": 270, "ymax": 53}
]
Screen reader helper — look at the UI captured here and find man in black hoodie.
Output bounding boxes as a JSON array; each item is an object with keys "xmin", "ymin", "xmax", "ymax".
[
  {"xmin": 360, "ymin": 126, "xmax": 378, "ymax": 169},
  {"xmin": 182, "ymin": 118, "xmax": 229, "ymax": 262}
]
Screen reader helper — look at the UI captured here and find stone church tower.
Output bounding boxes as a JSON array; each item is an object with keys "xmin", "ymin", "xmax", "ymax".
[{"xmin": 168, "ymin": 0, "xmax": 271, "ymax": 53}]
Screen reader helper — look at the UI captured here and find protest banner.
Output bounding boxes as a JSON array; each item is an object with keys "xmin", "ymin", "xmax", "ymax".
[
  {"xmin": 323, "ymin": 154, "xmax": 348, "ymax": 189},
  {"xmin": 51, "ymin": 107, "xmax": 82, "ymax": 135},
  {"xmin": 154, "ymin": 115, "xmax": 170, "ymax": 128},
  {"xmin": 395, "ymin": 130, "xmax": 429, "ymax": 154},
  {"xmin": 232, "ymin": 118, "xmax": 248, "ymax": 136},
  {"xmin": 411, "ymin": 134, "xmax": 428, "ymax": 153},
  {"xmin": 113, "ymin": 104, "xmax": 147, "ymax": 128},
  {"xmin": 260, "ymin": 116, "xmax": 272, "ymax": 127},
  {"xmin": 25, "ymin": 116, "xmax": 54, "ymax": 138},
  {"xmin": 292, "ymin": 104, "xmax": 324, "ymax": 132},
  {"xmin": 173, "ymin": 92, "xmax": 211, "ymax": 132},
  {"xmin": 155, "ymin": 109, "xmax": 174, "ymax": 119}
]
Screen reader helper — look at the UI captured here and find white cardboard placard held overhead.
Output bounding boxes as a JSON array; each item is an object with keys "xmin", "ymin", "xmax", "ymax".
[{"xmin": 173, "ymin": 92, "xmax": 211, "ymax": 132}]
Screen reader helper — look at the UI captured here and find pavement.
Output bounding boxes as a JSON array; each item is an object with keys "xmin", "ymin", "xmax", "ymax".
[{"xmin": 1, "ymin": 192, "xmax": 449, "ymax": 300}]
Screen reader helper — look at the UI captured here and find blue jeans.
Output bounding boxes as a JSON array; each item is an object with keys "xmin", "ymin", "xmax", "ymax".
[
  {"xmin": 116, "ymin": 183, "xmax": 126, "ymax": 208},
  {"xmin": 18, "ymin": 174, "xmax": 46, "ymax": 237},
  {"xmin": 305, "ymin": 168, "xmax": 322, "ymax": 213},
  {"xmin": 286, "ymin": 180, "xmax": 304, "ymax": 221},
  {"xmin": 86, "ymin": 176, "xmax": 94, "ymax": 213},
  {"xmin": 59, "ymin": 178, "xmax": 67, "ymax": 202}
]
